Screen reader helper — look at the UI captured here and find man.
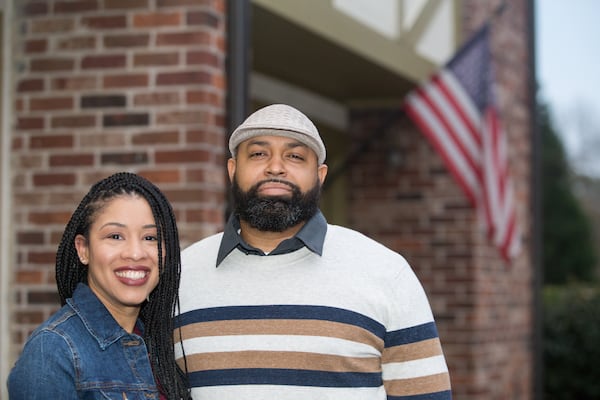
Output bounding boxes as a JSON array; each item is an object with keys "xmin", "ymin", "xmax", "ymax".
[{"xmin": 175, "ymin": 104, "xmax": 452, "ymax": 399}]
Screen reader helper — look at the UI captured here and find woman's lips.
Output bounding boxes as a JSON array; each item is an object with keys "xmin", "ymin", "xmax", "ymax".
[{"xmin": 115, "ymin": 267, "xmax": 150, "ymax": 286}]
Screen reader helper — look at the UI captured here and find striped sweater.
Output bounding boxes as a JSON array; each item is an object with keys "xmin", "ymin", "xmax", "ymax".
[{"xmin": 175, "ymin": 224, "xmax": 452, "ymax": 399}]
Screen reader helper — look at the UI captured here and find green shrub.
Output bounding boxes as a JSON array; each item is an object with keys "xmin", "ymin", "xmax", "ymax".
[{"xmin": 543, "ymin": 284, "xmax": 600, "ymax": 399}]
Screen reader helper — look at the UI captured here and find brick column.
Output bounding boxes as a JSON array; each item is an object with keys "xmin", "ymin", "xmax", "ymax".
[{"xmin": 9, "ymin": 0, "xmax": 227, "ymax": 359}]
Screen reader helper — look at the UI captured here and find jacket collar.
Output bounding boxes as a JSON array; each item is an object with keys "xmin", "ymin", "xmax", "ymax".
[{"xmin": 67, "ymin": 283, "xmax": 140, "ymax": 350}]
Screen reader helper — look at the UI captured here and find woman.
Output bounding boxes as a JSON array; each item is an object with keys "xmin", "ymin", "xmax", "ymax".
[{"xmin": 8, "ymin": 172, "xmax": 190, "ymax": 399}]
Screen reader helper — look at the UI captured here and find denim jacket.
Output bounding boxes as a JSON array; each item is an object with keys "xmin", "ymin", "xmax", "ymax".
[{"xmin": 8, "ymin": 283, "xmax": 160, "ymax": 400}]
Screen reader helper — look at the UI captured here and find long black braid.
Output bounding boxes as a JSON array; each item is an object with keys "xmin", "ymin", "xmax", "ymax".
[{"xmin": 55, "ymin": 172, "xmax": 191, "ymax": 400}]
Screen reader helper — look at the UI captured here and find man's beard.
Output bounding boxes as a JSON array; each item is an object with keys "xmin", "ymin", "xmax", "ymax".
[{"xmin": 232, "ymin": 176, "xmax": 321, "ymax": 232}]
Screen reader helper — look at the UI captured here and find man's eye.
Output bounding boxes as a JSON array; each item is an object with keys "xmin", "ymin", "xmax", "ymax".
[{"xmin": 288, "ymin": 153, "xmax": 305, "ymax": 160}]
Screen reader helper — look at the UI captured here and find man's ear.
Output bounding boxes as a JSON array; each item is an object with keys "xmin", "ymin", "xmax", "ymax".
[
  {"xmin": 317, "ymin": 164, "xmax": 328, "ymax": 185},
  {"xmin": 227, "ymin": 158, "xmax": 236, "ymax": 183}
]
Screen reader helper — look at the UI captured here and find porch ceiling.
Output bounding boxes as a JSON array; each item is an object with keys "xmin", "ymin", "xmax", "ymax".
[{"xmin": 251, "ymin": 5, "xmax": 415, "ymax": 105}]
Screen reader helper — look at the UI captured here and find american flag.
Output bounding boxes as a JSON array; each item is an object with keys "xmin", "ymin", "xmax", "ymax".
[{"xmin": 404, "ymin": 25, "xmax": 521, "ymax": 261}]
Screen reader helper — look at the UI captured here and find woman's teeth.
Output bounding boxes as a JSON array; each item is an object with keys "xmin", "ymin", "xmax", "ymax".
[{"xmin": 116, "ymin": 270, "xmax": 147, "ymax": 280}]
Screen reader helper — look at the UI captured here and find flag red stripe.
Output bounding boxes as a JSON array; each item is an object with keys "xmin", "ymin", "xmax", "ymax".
[
  {"xmin": 416, "ymin": 84, "xmax": 482, "ymax": 184},
  {"xmin": 434, "ymin": 73, "xmax": 482, "ymax": 148},
  {"xmin": 404, "ymin": 96, "xmax": 479, "ymax": 206}
]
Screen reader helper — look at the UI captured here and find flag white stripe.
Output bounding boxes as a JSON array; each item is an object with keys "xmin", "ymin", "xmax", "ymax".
[
  {"xmin": 437, "ymin": 70, "xmax": 482, "ymax": 143},
  {"xmin": 406, "ymin": 93, "xmax": 481, "ymax": 200},
  {"xmin": 425, "ymin": 74, "xmax": 482, "ymax": 168}
]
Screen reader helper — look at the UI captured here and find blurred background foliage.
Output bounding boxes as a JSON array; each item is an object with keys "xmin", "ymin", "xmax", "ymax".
[{"xmin": 540, "ymin": 100, "xmax": 599, "ymax": 398}]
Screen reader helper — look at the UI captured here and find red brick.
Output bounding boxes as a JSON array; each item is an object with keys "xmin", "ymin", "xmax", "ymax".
[
  {"xmin": 25, "ymin": 39, "xmax": 47, "ymax": 53},
  {"xmin": 28, "ymin": 291, "xmax": 61, "ymax": 305},
  {"xmin": 81, "ymin": 94, "xmax": 126, "ymax": 108},
  {"xmin": 103, "ymin": 113, "xmax": 149, "ymax": 127},
  {"xmin": 31, "ymin": 58, "xmax": 75, "ymax": 72},
  {"xmin": 30, "ymin": 134, "xmax": 74, "ymax": 149},
  {"xmin": 17, "ymin": 231, "xmax": 45, "ymax": 245},
  {"xmin": 133, "ymin": 91, "xmax": 180, "ymax": 106},
  {"xmin": 156, "ymin": 149, "xmax": 210, "ymax": 163},
  {"xmin": 16, "ymin": 117, "xmax": 44, "ymax": 130},
  {"xmin": 15, "ymin": 310, "xmax": 45, "ymax": 324},
  {"xmin": 28, "ymin": 251, "xmax": 56, "ymax": 264},
  {"xmin": 133, "ymin": 11, "xmax": 181, "ymax": 28},
  {"xmin": 187, "ymin": 10, "xmax": 219, "ymax": 28},
  {"xmin": 186, "ymin": 50, "xmax": 219, "ymax": 66},
  {"xmin": 138, "ymin": 169, "xmax": 181, "ymax": 184},
  {"xmin": 54, "ymin": 0, "xmax": 98, "ymax": 13},
  {"xmin": 132, "ymin": 130, "xmax": 179, "ymax": 145},
  {"xmin": 156, "ymin": 31, "xmax": 210, "ymax": 46},
  {"xmin": 31, "ymin": 18, "xmax": 75, "ymax": 34},
  {"xmin": 52, "ymin": 76, "xmax": 98, "ymax": 91},
  {"xmin": 30, "ymin": 96, "xmax": 74, "ymax": 111},
  {"xmin": 105, "ymin": 0, "xmax": 149, "ymax": 9},
  {"xmin": 104, "ymin": 34, "xmax": 150, "ymax": 48},
  {"xmin": 101, "ymin": 152, "xmax": 148, "ymax": 165},
  {"xmin": 164, "ymin": 188, "xmax": 220, "ymax": 203},
  {"xmin": 186, "ymin": 89, "xmax": 221, "ymax": 105},
  {"xmin": 186, "ymin": 128, "xmax": 223, "ymax": 146},
  {"xmin": 156, "ymin": 110, "xmax": 210, "ymax": 125},
  {"xmin": 158, "ymin": 0, "xmax": 212, "ymax": 6},
  {"xmin": 15, "ymin": 98, "xmax": 24, "ymax": 112},
  {"xmin": 80, "ymin": 132, "xmax": 127, "ymax": 147},
  {"xmin": 103, "ymin": 73, "xmax": 149, "ymax": 88},
  {"xmin": 82, "ymin": 15, "xmax": 127, "ymax": 29},
  {"xmin": 51, "ymin": 115, "xmax": 96, "ymax": 128},
  {"xmin": 57, "ymin": 36, "xmax": 96, "ymax": 50},
  {"xmin": 49, "ymin": 154, "xmax": 95, "ymax": 167},
  {"xmin": 133, "ymin": 52, "xmax": 179, "ymax": 67},
  {"xmin": 12, "ymin": 137, "xmax": 24, "ymax": 150},
  {"xmin": 156, "ymin": 71, "xmax": 211, "ymax": 86},
  {"xmin": 212, "ymin": 71, "xmax": 226, "ymax": 90},
  {"xmin": 17, "ymin": 79, "xmax": 45, "ymax": 93},
  {"xmin": 32, "ymin": 173, "xmax": 76, "ymax": 187},
  {"xmin": 81, "ymin": 54, "xmax": 126, "ymax": 69}
]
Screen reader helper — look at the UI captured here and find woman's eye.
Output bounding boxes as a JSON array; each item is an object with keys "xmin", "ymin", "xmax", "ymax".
[
  {"xmin": 109, "ymin": 233, "xmax": 123, "ymax": 240},
  {"xmin": 144, "ymin": 235, "xmax": 158, "ymax": 241}
]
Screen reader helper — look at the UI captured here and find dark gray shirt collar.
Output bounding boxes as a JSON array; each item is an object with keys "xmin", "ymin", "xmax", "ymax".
[{"xmin": 216, "ymin": 210, "xmax": 327, "ymax": 267}]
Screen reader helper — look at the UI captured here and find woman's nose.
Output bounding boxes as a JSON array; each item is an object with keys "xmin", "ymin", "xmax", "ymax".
[{"xmin": 123, "ymin": 239, "xmax": 144, "ymax": 260}]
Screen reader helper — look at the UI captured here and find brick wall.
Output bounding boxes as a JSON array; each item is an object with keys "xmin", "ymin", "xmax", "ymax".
[
  {"xmin": 346, "ymin": 1, "xmax": 535, "ymax": 399},
  {"xmin": 9, "ymin": 0, "xmax": 227, "ymax": 360}
]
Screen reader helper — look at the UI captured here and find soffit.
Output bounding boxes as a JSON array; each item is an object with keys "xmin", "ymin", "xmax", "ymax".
[{"xmin": 251, "ymin": 0, "xmax": 458, "ymax": 104}]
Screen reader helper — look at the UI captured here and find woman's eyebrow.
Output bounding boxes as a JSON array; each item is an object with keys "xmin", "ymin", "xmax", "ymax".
[{"xmin": 99, "ymin": 222, "xmax": 157, "ymax": 229}]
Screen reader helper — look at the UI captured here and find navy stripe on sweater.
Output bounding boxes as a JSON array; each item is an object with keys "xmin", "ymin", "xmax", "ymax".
[
  {"xmin": 384, "ymin": 321, "xmax": 439, "ymax": 347},
  {"xmin": 188, "ymin": 368, "xmax": 382, "ymax": 388},
  {"xmin": 174, "ymin": 304, "xmax": 387, "ymax": 339}
]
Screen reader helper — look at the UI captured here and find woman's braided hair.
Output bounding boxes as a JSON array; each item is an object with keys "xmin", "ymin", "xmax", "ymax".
[{"xmin": 55, "ymin": 172, "xmax": 190, "ymax": 400}]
